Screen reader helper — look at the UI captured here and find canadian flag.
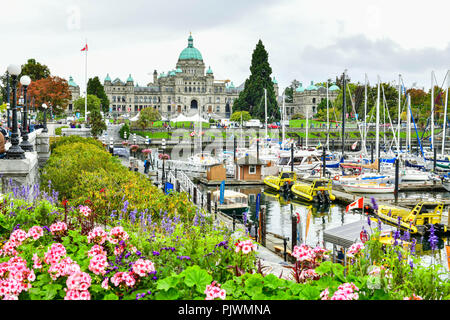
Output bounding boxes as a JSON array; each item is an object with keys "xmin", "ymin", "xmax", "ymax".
[
  {"xmin": 346, "ymin": 197, "xmax": 364, "ymax": 213},
  {"xmin": 81, "ymin": 44, "xmax": 88, "ymax": 51}
]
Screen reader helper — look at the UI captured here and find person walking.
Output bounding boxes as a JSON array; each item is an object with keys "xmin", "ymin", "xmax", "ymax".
[{"xmin": 144, "ymin": 158, "xmax": 150, "ymax": 174}]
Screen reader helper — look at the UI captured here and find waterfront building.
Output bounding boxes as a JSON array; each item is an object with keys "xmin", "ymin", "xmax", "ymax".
[
  {"xmin": 102, "ymin": 34, "xmax": 246, "ymax": 119},
  {"xmin": 285, "ymin": 81, "xmax": 340, "ymax": 119},
  {"xmin": 67, "ymin": 76, "xmax": 80, "ymax": 114}
]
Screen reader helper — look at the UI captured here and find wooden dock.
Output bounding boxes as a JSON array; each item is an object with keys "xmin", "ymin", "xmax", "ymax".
[{"xmin": 197, "ymin": 178, "xmax": 264, "ymax": 186}]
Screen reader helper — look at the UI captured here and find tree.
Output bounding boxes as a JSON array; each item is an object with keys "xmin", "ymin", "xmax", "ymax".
[
  {"xmin": 20, "ymin": 59, "xmax": 51, "ymax": 81},
  {"xmin": 73, "ymin": 95, "xmax": 101, "ymax": 116},
  {"xmin": 232, "ymin": 40, "xmax": 279, "ymax": 121},
  {"xmin": 230, "ymin": 111, "xmax": 251, "ymax": 123},
  {"xmin": 87, "ymin": 76, "xmax": 110, "ymax": 113},
  {"xmin": 90, "ymin": 109, "xmax": 107, "ymax": 137},
  {"xmin": 27, "ymin": 76, "xmax": 71, "ymax": 114},
  {"xmin": 137, "ymin": 107, "xmax": 161, "ymax": 129}
]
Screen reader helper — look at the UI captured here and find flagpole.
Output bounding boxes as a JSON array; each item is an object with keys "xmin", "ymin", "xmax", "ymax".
[{"xmin": 85, "ymin": 38, "xmax": 88, "ymax": 124}]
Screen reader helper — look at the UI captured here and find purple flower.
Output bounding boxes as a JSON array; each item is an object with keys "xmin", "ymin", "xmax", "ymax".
[
  {"xmin": 152, "ymin": 251, "xmax": 160, "ymax": 256},
  {"xmin": 370, "ymin": 197, "xmax": 378, "ymax": 211},
  {"xmin": 428, "ymin": 225, "xmax": 438, "ymax": 251},
  {"xmin": 367, "ymin": 215, "xmax": 371, "ymax": 227}
]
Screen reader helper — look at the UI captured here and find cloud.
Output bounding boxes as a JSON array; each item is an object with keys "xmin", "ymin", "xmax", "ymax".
[{"xmin": 298, "ymin": 34, "xmax": 450, "ymax": 87}]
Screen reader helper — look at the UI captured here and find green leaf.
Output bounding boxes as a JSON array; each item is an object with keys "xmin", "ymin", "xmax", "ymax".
[
  {"xmin": 298, "ymin": 284, "xmax": 320, "ymax": 300},
  {"xmin": 315, "ymin": 261, "xmax": 333, "ymax": 275},
  {"xmin": 103, "ymin": 293, "xmax": 119, "ymax": 300},
  {"xmin": 244, "ymin": 274, "xmax": 264, "ymax": 297},
  {"xmin": 154, "ymin": 287, "xmax": 180, "ymax": 300},
  {"xmin": 263, "ymin": 274, "xmax": 282, "ymax": 290},
  {"xmin": 157, "ymin": 275, "xmax": 181, "ymax": 291},
  {"xmin": 183, "ymin": 266, "xmax": 212, "ymax": 292}
]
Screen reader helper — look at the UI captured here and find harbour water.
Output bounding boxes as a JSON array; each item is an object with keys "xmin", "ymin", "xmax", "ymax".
[{"xmin": 199, "ymin": 184, "xmax": 449, "ymax": 270}]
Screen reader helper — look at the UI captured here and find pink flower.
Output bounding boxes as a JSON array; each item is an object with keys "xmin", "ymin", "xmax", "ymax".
[
  {"xmin": 79, "ymin": 205, "xmax": 92, "ymax": 217},
  {"xmin": 234, "ymin": 239, "xmax": 257, "ymax": 254},
  {"xmin": 132, "ymin": 259, "xmax": 155, "ymax": 277},
  {"xmin": 204, "ymin": 281, "xmax": 226, "ymax": 300},
  {"xmin": 49, "ymin": 221, "xmax": 68, "ymax": 235},
  {"xmin": 346, "ymin": 243, "xmax": 365, "ymax": 259},
  {"xmin": 87, "ymin": 227, "xmax": 108, "ymax": 245},
  {"xmin": 108, "ymin": 226, "xmax": 129, "ymax": 244},
  {"xmin": 10, "ymin": 229, "xmax": 28, "ymax": 244},
  {"xmin": 292, "ymin": 244, "xmax": 315, "ymax": 262},
  {"xmin": 27, "ymin": 226, "xmax": 44, "ymax": 240},
  {"xmin": 88, "ymin": 245, "xmax": 107, "ymax": 258},
  {"xmin": 89, "ymin": 254, "xmax": 108, "ymax": 275},
  {"xmin": 101, "ymin": 278, "xmax": 109, "ymax": 290}
]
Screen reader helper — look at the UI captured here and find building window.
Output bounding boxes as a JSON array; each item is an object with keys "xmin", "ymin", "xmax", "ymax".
[
  {"xmin": 168, "ymin": 105, "xmax": 171, "ymax": 112},
  {"xmin": 249, "ymin": 166, "xmax": 256, "ymax": 174},
  {"xmin": 312, "ymin": 98, "xmax": 316, "ymax": 103},
  {"xmin": 216, "ymin": 106, "xmax": 220, "ymax": 113}
]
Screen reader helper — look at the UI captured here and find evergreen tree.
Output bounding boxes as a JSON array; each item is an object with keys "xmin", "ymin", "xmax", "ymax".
[
  {"xmin": 90, "ymin": 109, "xmax": 107, "ymax": 137},
  {"xmin": 87, "ymin": 76, "xmax": 110, "ymax": 113},
  {"xmin": 233, "ymin": 40, "xmax": 279, "ymax": 122}
]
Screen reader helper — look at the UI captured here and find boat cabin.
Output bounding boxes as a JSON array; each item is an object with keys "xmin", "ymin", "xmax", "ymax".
[{"xmin": 236, "ymin": 155, "xmax": 265, "ymax": 181}]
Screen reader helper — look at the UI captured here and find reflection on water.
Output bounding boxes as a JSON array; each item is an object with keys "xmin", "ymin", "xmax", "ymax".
[{"xmin": 199, "ymin": 184, "xmax": 449, "ymax": 268}]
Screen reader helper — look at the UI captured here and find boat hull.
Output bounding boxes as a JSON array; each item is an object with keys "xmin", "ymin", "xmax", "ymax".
[{"xmin": 342, "ymin": 184, "xmax": 394, "ymax": 194}]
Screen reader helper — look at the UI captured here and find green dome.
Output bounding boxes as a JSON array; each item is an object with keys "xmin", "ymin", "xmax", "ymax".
[
  {"xmin": 229, "ymin": 82, "xmax": 235, "ymax": 89},
  {"xmin": 178, "ymin": 34, "xmax": 203, "ymax": 60},
  {"xmin": 104, "ymin": 73, "xmax": 111, "ymax": 82},
  {"xmin": 175, "ymin": 68, "xmax": 182, "ymax": 73},
  {"xmin": 306, "ymin": 81, "xmax": 318, "ymax": 91},
  {"xmin": 295, "ymin": 83, "xmax": 305, "ymax": 92},
  {"xmin": 158, "ymin": 72, "xmax": 166, "ymax": 78},
  {"xmin": 168, "ymin": 70, "xmax": 176, "ymax": 76},
  {"xmin": 329, "ymin": 83, "xmax": 340, "ymax": 91},
  {"xmin": 127, "ymin": 74, "xmax": 133, "ymax": 82},
  {"xmin": 272, "ymin": 77, "xmax": 278, "ymax": 84},
  {"xmin": 68, "ymin": 76, "xmax": 78, "ymax": 87},
  {"xmin": 206, "ymin": 66, "xmax": 213, "ymax": 74}
]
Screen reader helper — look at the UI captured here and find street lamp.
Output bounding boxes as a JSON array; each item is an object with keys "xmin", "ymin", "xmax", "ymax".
[
  {"xmin": 41, "ymin": 103, "xmax": 48, "ymax": 133},
  {"xmin": 6, "ymin": 71, "xmax": 10, "ymax": 129},
  {"xmin": 162, "ymin": 138, "xmax": 166, "ymax": 185},
  {"xmin": 109, "ymin": 137, "xmax": 114, "ymax": 154},
  {"xmin": 19, "ymin": 75, "xmax": 33, "ymax": 151},
  {"xmin": 6, "ymin": 64, "xmax": 25, "ymax": 160}
]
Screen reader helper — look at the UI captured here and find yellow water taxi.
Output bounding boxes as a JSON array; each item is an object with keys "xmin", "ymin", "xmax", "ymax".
[
  {"xmin": 374, "ymin": 201, "xmax": 448, "ymax": 235},
  {"xmin": 264, "ymin": 171, "xmax": 297, "ymax": 193},
  {"xmin": 291, "ymin": 178, "xmax": 336, "ymax": 203}
]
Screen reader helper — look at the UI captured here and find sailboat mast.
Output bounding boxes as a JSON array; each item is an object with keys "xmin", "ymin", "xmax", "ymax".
[
  {"xmin": 363, "ymin": 74, "xmax": 367, "ymax": 154},
  {"xmin": 407, "ymin": 94, "xmax": 411, "ymax": 152},
  {"xmin": 264, "ymin": 88, "xmax": 268, "ymax": 141},
  {"xmin": 306, "ymin": 105, "xmax": 309, "ymax": 148},
  {"xmin": 326, "ymin": 81, "xmax": 329, "ymax": 150},
  {"xmin": 442, "ymin": 70, "xmax": 449, "ymax": 155},
  {"xmin": 397, "ymin": 74, "xmax": 401, "ymax": 154},
  {"xmin": 282, "ymin": 92, "xmax": 286, "ymax": 145},
  {"xmin": 431, "ymin": 71, "xmax": 435, "ymax": 151},
  {"xmin": 341, "ymin": 70, "xmax": 347, "ymax": 157},
  {"xmin": 376, "ymin": 76, "xmax": 380, "ymax": 165}
]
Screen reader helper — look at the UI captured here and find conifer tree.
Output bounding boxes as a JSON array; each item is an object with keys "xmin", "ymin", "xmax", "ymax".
[{"xmin": 233, "ymin": 40, "xmax": 279, "ymax": 121}]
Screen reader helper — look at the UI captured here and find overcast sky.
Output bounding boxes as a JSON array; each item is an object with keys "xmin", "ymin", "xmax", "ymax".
[{"xmin": 2, "ymin": 0, "xmax": 450, "ymax": 94}]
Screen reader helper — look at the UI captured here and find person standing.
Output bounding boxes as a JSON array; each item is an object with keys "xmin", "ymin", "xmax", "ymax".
[{"xmin": 0, "ymin": 130, "xmax": 6, "ymax": 159}]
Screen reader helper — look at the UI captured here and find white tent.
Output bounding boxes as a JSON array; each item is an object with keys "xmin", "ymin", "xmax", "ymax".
[
  {"xmin": 171, "ymin": 114, "xmax": 191, "ymax": 122},
  {"xmin": 185, "ymin": 114, "xmax": 209, "ymax": 123},
  {"xmin": 130, "ymin": 113, "xmax": 140, "ymax": 122}
]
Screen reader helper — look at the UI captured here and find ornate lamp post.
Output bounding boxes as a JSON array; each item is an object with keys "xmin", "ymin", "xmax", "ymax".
[
  {"xmin": 42, "ymin": 103, "xmax": 48, "ymax": 133},
  {"xmin": 6, "ymin": 71, "xmax": 11, "ymax": 129},
  {"xmin": 6, "ymin": 64, "xmax": 25, "ymax": 160},
  {"xmin": 19, "ymin": 75, "xmax": 33, "ymax": 151}
]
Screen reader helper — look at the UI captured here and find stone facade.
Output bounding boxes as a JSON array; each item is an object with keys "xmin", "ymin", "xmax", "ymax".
[
  {"xmin": 67, "ymin": 76, "xmax": 80, "ymax": 115},
  {"xmin": 285, "ymin": 81, "xmax": 340, "ymax": 119},
  {"xmin": 103, "ymin": 34, "xmax": 245, "ymax": 119}
]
